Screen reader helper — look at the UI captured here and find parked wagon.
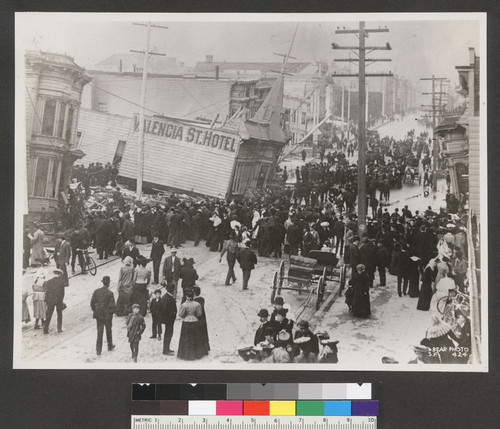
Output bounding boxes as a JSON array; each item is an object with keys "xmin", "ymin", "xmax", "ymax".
[{"xmin": 270, "ymin": 251, "xmax": 346, "ymax": 310}]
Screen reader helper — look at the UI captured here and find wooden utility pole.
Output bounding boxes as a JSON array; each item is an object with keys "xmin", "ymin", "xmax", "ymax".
[
  {"xmin": 420, "ymin": 76, "xmax": 447, "ymax": 192},
  {"xmin": 332, "ymin": 22, "xmax": 392, "ymax": 228},
  {"xmin": 132, "ymin": 22, "xmax": 168, "ymax": 200}
]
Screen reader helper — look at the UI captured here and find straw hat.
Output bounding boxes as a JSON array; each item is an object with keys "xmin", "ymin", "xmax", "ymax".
[{"xmin": 426, "ymin": 316, "xmax": 452, "ymax": 339}]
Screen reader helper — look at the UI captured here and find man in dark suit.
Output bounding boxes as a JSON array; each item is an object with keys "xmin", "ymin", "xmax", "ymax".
[
  {"xmin": 55, "ymin": 233, "xmax": 71, "ymax": 286},
  {"xmin": 121, "ymin": 240, "xmax": 141, "ymax": 267},
  {"xmin": 69, "ymin": 229, "xmax": 86, "ymax": 274},
  {"xmin": 169, "ymin": 209, "xmax": 183, "ymax": 248},
  {"xmin": 293, "ymin": 320, "xmax": 319, "ymax": 357},
  {"xmin": 149, "ymin": 289, "xmax": 163, "ymax": 340},
  {"xmin": 90, "ymin": 276, "xmax": 116, "ymax": 355},
  {"xmin": 236, "ymin": 240, "xmax": 257, "ymax": 290},
  {"xmin": 162, "ymin": 249, "xmax": 181, "ymax": 297},
  {"xmin": 254, "ymin": 309, "xmax": 275, "ymax": 346},
  {"xmin": 150, "ymin": 234, "xmax": 165, "ymax": 284},
  {"xmin": 160, "ymin": 283, "xmax": 177, "ymax": 355},
  {"xmin": 43, "ymin": 269, "xmax": 66, "ymax": 334}
]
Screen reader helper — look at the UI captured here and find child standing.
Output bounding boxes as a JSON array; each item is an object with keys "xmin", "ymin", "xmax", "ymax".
[
  {"xmin": 149, "ymin": 289, "xmax": 163, "ymax": 340},
  {"xmin": 126, "ymin": 304, "xmax": 146, "ymax": 362}
]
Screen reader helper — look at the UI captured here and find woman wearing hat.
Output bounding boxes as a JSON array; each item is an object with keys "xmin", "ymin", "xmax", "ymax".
[
  {"xmin": 417, "ymin": 259, "xmax": 436, "ymax": 313},
  {"xmin": 179, "ymin": 258, "xmax": 199, "ymax": 304},
  {"xmin": 420, "ymin": 316, "xmax": 456, "ymax": 364},
  {"xmin": 430, "ymin": 271, "xmax": 456, "ymax": 317},
  {"xmin": 130, "ymin": 256, "xmax": 151, "ymax": 317},
  {"xmin": 32, "ymin": 269, "xmax": 47, "ymax": 329},
  {"xmin": 177, "ymin": 290, "xmax": 206, "ymax": 360},
  {"xmin": 350, "ymin": 264, "xmax": 371, "ymax": 318}
]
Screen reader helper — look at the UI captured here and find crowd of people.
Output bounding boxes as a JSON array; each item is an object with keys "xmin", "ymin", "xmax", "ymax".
[{"xmin": 22, "ymin": 118, "xmax": 474, "ymax": 364}]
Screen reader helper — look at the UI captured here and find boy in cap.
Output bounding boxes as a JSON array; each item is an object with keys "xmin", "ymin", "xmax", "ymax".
[
  {"xmin": 254, "ymin": 309, "xmax": 275, "ymax": 346},
  {"xmin": 149, "ymin": 289, "xmax": 163, "ymax": 340},
  {"xmin": 90, "ymin": 276, "xmax": 116, "ymax": 355},
  {"xmin": 126, "ymin": 304, "xmax": 146, "ymax": 362}
]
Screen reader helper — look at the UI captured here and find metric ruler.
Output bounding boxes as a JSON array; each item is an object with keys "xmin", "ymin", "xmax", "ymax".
[{"xmin": 131, "ymin": 416, "xmax": 377, "ymax": 429}]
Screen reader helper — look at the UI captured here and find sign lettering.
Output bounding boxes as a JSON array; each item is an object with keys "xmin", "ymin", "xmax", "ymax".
[{"xmin": 134, "ymin": 116, "xmax": 239, "ymax": 153}]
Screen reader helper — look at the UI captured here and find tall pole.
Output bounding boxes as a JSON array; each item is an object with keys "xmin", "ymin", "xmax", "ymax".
[
  {"xmin": 358, "ymin": 21, "xmax": 367, "ymax": 226},
  {"xmin": 136, "ymin": 22, "xmax": 151, "ymax": 200},
  {"xmin": 341, "ymin": 84, "xmax": 345, "ymax": 131},
  {"xmin": 431, "ymin": 75, "xmax": 439, "ymax": 192}
]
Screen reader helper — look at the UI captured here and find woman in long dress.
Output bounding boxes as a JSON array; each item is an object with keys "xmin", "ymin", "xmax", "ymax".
[
  {"xmin": 430, "ymin": 272, "xmax": 456, "ymax": 316},
  {"xmin": 116, "ymin": 256, "xmax": 135, "ymax": 316},
  {"xmin": 417, "ymin": 259, "xmax": 437, "ymax": 311},
  {"xmin": 22, "ymin": 288, "xmax": 31, "ymax": 323},
  {"xmin": 30, "ymin": 224, "xmax": 46, "ymax": 267},
  {"xmin": 32, "ymin": 270, "xmax": 47, "ymax": 329},
  {"xmin": 193, "ymin": 286, "xmax": 210, "ymax": 355},
  {"xmin": 351, "ymin": 264, "xmax": 371, "ymax": 318},
  {"xmin": 177, "ymin": 290, "xmax": 206, "ymax": 360},
  {"xmin": 130, "ymin": 257, "xmax": 151, "ymax": 317},
  {"xmin": 407, "ymin": 255, "xmax": 421, "ymax": 298}
]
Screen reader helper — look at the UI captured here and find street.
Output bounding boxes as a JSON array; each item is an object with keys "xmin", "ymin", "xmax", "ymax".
[{"xmin": 20, "ymin": 112, "xmax": 446, "ymax": 368}]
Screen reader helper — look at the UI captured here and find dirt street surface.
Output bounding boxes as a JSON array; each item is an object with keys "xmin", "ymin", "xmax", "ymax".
[{"xmin": 19, "ymin": 113, "xmax": 445, "ymax": 368}]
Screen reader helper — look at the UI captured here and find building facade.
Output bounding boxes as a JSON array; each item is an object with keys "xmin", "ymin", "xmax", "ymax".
[
  {"xmin": 82, "ymin": 70, "xmax": 271, "ymax": 124},
  {"xmin": 25, "ymin": 51, "xmax": 90, "ymax": 216},
  {"xmin": 76, "ymin": 75, "xmax": 288, "ymax": 198}
]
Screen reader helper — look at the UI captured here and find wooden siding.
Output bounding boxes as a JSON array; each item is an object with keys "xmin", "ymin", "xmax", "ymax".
[
  {"xmin": 119, "ymin": 120, "xmax": 239, "ymax": 198},
  {"xmin": 88, "ymin": 74, "xmax": 233, "ymax": 121},
  {"xmin": 468, "ymin": 116, "xmax": 480, "ymax": 217},
  {"xmin": 76, "ymin": 109, "xmax": 135, "ymax": 166}
]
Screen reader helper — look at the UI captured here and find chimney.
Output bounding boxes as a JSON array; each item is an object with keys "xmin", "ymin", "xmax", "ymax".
[
  {"xmin": 215, "ymin": 65, "xmax": 220, "ymax": 80},
  {"xmin": 206, "ymin": 54, "xmax": 213, "ymax": 63}
]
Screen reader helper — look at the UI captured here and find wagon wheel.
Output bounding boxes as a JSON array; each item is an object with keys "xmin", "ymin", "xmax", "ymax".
[
  {"xmin": 315, "ymin": 276, "xmax": 324, "ymax": 310},
  {"xmin": 277, "ymin": 273, "xmax": 283, "ymax": 296},
  {"xmin": 322, "ymin": 266, "xmax": 328, "ymax": 282},
  {"xmin": 270, "ymin": 271, "xmax": 278, "ymax": 304},
  {"xmin": 279, "ymin": 260, "xmax": 285, "ymax": 288},
  {"xmin": 339, "ymin": 266, "xmax": 346, "ymax": 296}
]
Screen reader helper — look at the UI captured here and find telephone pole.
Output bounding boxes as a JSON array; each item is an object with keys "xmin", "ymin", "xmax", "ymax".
[
  {"xmin": 332, "ymin": 22, "xmax": 392, "ymax": 228},
  {"xmin": 132, "ymin": 22, "xmax": 168, "ymax": 200},
  {"xmin": 420, "ymin": 76, "xmax": 447, "ymax": 192}
]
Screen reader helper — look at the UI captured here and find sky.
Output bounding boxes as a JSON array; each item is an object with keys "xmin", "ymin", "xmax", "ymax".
[{"xmin": 16, "ymin": 13, "xmax": 482, "ymax": 86}]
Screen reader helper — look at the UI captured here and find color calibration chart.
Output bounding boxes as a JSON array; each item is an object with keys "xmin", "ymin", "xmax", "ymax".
[{"xmin": 131, "ymin": 384, "xmax": 378, "ymax": 429}]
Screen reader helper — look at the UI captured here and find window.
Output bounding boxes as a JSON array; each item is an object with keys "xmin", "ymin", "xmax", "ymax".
[
  {"xmin": 31, "ymin": 156, "xmax": 61, "ymax": 199},
  {"xmin": 66, "ymin": 107, "xmax": 74, "ymax": 142},
  {"xmin": 56, "ymin": 102, "xmax": 66, "ymax": 138},
  {"xmin": 41, "ymin": 99, "xmax": 57, "ymax": 135},
  {"xmin": 33, "ymin": 157, "xmax": 50, "ymax": 197},
  {"xmin": 300, "ymin": 112, "xmax": 306, "ymax": 125},
  {"xmin": 98, "ymin": 103, "xmax": 107, "ymax": 112},
  {"xmin": 48, "ymin": 159, "xmax": 60, "ymax": 198}
]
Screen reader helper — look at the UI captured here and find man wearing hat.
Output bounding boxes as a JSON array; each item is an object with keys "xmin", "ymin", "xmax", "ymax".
[
  {"xmin": 121, "ymin": 240, "xmax": 141, "ymax": 267},
  {"xmin": 160, "ymin": 283, "xmax": 177, "ymax": 355},
  {"xmin": 90, "ymin": 276, "xmax": 116, "ymax": 355},
  {"xmin": 293, "ymin": 320, "xmax": 319, "ymax": 358},
  {"xmin": 150, "ymin": 233, "xmax": 165, "ymax": 285},
  {"xmin": 274, "ymin": 308, "xmax": 294, "ymax": 340},
  {"xmin": 162, "ymin": 248, "xmax": 181, "ymax": 298},
  {"xmin": 254, "ymin": 309, "xmax": 275, "ymax": 346},
  {"xmin": 408, "ymin": 345, "xmax": 431, "ymax": 364},
  {"xmin": 54, "ymin": 233, "xmax": 71, "ymax": 286},
  {"xmin": 43, "ymin": 269, "xmax": 67, "ymax": 334},
  {"xmin": 236, "ymin": 239, "xmax": 257, "ymax": 290}
]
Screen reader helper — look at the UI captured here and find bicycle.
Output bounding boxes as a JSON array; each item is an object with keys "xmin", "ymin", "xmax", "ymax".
[
  {"xmin": 77, "ymin": 248, "xmax": 97, "ymax": 276},
  {"xmin": 437, "ymin": 289, "xmax": 470, "ymax": 326}
]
